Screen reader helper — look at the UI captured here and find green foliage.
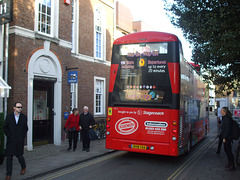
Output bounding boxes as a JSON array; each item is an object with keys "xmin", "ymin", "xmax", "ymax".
[
  {"xmin": 164, "ymin": 0, "xmax": 240, "ymax": 94},
  {"xmin": 0, "ymin": 112, "xmax": 4, "ymax": 154}
]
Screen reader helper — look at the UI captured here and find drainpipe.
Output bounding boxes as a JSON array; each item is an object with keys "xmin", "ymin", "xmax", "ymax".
[
  {"xmin": 0, "ymin": 25, "xmax": 4, "ymax": 112},
  {"xmin": 4, "ymin": 23, "xmax": 9, "ymax": 119}
]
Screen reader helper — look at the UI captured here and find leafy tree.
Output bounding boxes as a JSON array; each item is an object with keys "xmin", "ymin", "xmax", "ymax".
[{"xmin": 164, "ymin": 0, "xmax": 240, "ymax": 95}]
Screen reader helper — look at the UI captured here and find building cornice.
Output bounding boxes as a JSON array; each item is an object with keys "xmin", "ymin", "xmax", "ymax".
[
  {"xmin": 116, "ymin": 25, "xmax": 131, "ymax": 34},
  {"xmin": 99, "ymin": 0, "xmax": 114, "ymax": 9},
  {"xmin": 8, "ymin": 26, "xmax": 111, "ymax": 66},
  {"xmin": 72, "ymin": 53, "xmax": 111, "ymax": 66},
  {"xmin": 9, "ymin": 26, "xmax": 35, "ymax": 39}
]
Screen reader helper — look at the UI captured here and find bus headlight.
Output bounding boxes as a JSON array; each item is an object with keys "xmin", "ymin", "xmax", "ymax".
[
  {"xmin": 150, "ymin": 146, "xmax": 154, "ymax": 150},
  {"xmin": 106, "ymin": 131, "xmax": 110, "ymax": 135},
  {"xmin": 172, "ymin": 137, "xmax": 177, "ymax": 141}
]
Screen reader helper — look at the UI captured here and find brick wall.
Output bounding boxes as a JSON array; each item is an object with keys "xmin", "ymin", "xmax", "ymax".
[
  {"xmin": 7, "ymin": 0, "xmax": 113, "ymax": 122},
  {"xmin": 11, "ymin": 0, "xmax": 35, "ymax": 29},
  {"xmin": 59, "ymin": 2, "xmax": 72, "ymax": 41}
]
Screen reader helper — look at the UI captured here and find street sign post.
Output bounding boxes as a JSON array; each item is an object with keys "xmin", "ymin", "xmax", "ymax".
[{"xmin": 0, "ymin": 0, "xmax": 13, "ymax": 25}]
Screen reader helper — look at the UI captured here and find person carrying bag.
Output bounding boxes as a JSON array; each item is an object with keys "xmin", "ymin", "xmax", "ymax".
[
  {"xmin": 64, "ymin": 108, "xmax": 79, "ymax": 151},
  {"xmin": 79, "ymin": 106, "xmax": 95, "ymax": 152}
]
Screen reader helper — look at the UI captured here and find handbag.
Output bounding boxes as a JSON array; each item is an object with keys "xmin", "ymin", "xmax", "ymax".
[
  {"xmin": 89, "ymin": 129, "xmax": 98, "ymax": 140},
  {"xmin": 68, "ymin": 115, "xmax": 78, "ymax": 132},
  {"xmin": 61, "ymin": 130, "xmax": 66, "ymax": 142},
  {"xmin": 69, "ymin": 126, "xmax": 76, "ymax": 132}
]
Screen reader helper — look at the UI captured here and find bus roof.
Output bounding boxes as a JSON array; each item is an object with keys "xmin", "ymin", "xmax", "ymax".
[{"xmin": 114, "ymin": 31, "xmax": 179, "ymax": 45}]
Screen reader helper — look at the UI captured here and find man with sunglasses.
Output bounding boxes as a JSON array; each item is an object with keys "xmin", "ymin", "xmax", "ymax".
[{"xmin": 3, "ymin": 102, "xmax": 28, "ymax": 180}]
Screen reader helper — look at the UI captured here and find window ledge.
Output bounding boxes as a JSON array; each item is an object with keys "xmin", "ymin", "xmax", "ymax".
[
  {"xmin": 94, "ymin": 58, "xmax": 105, "ymax": 62},
  {"xmin": 96, "ymin": 60, "xmax": 106, "ymax": 64},
  {"xmin": 94, "ymin": 58, "xmax": 111, "ymax": 66},
  {"xmin": 94, "ymin": 114, "xmax": 106, "ymax": 118},
  {"xmin": 35, "ymin": 32, "xmax": 60, "ymax": 44}
]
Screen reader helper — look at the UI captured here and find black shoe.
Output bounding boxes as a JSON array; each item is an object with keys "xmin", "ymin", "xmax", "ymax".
[
  {"xmin": 86, "ymin": 149, "xmax": 90, "ymax": 152},
  {"xmin": 225, "ymin": 166, "xmax": 236, "ymax": 171},
  {"xmin": 67, "ymin": 147, "xmax": 71, "ymax": 151},
  {"xmin": 82, "ymin": 148, "xmax": 86, "ymax": 151},
  {"xmin": 5, "ymin": 176, "xmax": 11, "ymax": 180},
  {"xmin": 73, "ymin": 148, "xmax": 76, "ymax": 151},
  {"xmin": 216, "ymin": 151, "xmax": 220, "ymax": 154}
]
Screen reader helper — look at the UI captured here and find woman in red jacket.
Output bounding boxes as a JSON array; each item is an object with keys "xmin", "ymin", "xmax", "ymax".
[{"xmin": 64, "ymin": 108, "xmax": 79, "ymax": 151}]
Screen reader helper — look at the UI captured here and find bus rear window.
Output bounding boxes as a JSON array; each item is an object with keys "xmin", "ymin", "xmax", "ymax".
[
  {"xmin": 110, "ymin": 42, "xmax": 174, "ymax": 106},
  {"xmin": 120, "ymin": 43, "xmax": 168, "ymax": 56}
]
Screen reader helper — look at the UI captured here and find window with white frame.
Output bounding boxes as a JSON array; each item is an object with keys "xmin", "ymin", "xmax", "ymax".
[
  {"xmin": 37, "ymin": 0, "xmax": 52, "ymax": 35},
  {"xmin": 95, "ymin": 8, "xmax": 105, "ymax": 60},
  {"xmin": 70, "ymin": 83, "xmax": 78, "ymax": 111},
  {"xmin": 94, "ymin": 77, "xmax": 105, "ymax": 115},
  {"xmin": 71, "ymin": 0, "xmax": 79, "ymax": 53}
]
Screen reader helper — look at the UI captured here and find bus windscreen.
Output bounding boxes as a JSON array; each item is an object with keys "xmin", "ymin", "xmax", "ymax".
[{"xmin": 110, "ymin": 42, "xmax": 174, "ymax": 106}]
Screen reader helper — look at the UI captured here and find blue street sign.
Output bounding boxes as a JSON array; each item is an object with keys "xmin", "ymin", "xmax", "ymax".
[
  {"xmin": 64, "ymin": 111, "xmax": 69, "ymax": 120},
  {"xmin": 68, "ymin": 71, "xmax": 78, "ymax": 84}
]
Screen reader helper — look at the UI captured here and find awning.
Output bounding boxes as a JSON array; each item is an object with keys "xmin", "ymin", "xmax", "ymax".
[{"xmin": 0, "ymin": 76, "xmax": 11, "ymax": 97}]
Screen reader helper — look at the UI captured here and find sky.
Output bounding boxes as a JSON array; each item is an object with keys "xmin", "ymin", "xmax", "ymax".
[{"xmin": 117, "ymin": 0, "xmax": 193, "ymax": 62}]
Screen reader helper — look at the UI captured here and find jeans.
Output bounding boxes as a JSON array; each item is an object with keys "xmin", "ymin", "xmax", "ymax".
[
  {"xmin": 68, "ymin": 130, "xmax": 78, "ymax": 149},
  {"xmin": 224, "ymin": 139, "xmax": 234, "ymax": 163},
  {"xmin": 217, "ymin": 136, "xmax": 223, "ymax": 152},
  {"xmin": 81, "ymin": 128, "xmax": 90, "ymax": 149}
]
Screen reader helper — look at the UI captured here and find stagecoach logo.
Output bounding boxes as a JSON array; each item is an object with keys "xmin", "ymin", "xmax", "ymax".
[
  {"xmin": 137, "ymin": 110, "xmax": 142, "ymax": 115},
  {"xmin": 115, "ymin": 117, "xmax": 139, "ymax": 135},
  {"xmin": 144, "ymin": 121, "xmax": 168, "ymax": 128}
]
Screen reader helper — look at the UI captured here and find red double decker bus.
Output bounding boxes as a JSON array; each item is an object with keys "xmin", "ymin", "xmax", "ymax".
[{"xmin": 106, "ymin": 31, "xmax": 209, "ymax": 156}]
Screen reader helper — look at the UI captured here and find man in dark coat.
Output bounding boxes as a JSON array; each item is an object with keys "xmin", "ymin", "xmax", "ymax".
[
  {"xmin": 3, "ymin": 102, "xmax": 28, "ymax": 180},
  {"xmin": 221, "ymin": 107, "xmax": 235, "ymax": 171},
  {"xmin": 79, "ymin": 106, "xmax": 95, "ymax": 152}
]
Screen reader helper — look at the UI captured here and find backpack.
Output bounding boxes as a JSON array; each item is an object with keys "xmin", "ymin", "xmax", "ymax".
[{"xmin": 232, "ymin": 120, "xmax": 240, "ymax": 140}]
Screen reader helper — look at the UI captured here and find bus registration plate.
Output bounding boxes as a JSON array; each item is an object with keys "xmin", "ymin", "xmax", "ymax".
[{"xmin": 131, "ymin": 144, "xmax": 147, "ymax": 150}]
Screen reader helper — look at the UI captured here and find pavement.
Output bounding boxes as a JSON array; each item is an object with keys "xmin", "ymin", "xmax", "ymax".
[
  {"xmin": 180, "ymin": 114, "xmax": 240, "ymax": 180},
  {"xmin": 179, "ymin": 137, "xmax": 240, "ymax": 180},
  {"xmin": 0, "ymin": 114, "xmax": 239, "ymax": 180},
  {"xmin": 0, "ymin": 139, "xmax": 114, "ymax": 180}
]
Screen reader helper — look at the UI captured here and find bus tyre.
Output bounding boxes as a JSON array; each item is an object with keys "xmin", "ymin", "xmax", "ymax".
[
  {"xmin": 185, "ymin": 136, "xmax": 192, "ymax": 155},
  {"xmin": 205, "ymin": 125, "xmax": 208, "ymax": 136}
]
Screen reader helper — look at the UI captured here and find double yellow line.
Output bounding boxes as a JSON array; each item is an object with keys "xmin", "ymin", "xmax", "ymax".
[
  {"xmin": 39, "ymin": 151, "xmax": 126, "ymax": 180},
  {"xmin": 167, "ymin": 139, "xmax": 215, "ymax": 180},
  {"xmin": 39, "ymin": 139, "xmax": 215, "ymax": 180}
]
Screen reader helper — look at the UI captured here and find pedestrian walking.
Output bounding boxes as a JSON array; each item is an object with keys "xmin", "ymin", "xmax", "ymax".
[
  {"xmin": 217, "ymin": 107, "xmax": 222, "ymax": 135},
  {"xmin": 3, "ymin": 102, "xmax": 28, "ymax": 180},
  {"xmin": 221, "ymin": 107, "xmax": 235, "ymax": 171},
  {"xmin": 216, "ymin": 118, "xmax": 223, "ymax": 154},
  {"xmin": 216, "ymin": 134, "xmax": 223, "ymax": 154},
  {"xmin": 64, "ymin": 108, "xmax": 79, "ymax": 151},
  {"xmin": 79, "ymin": 106, "xmax": 95, "ymax": 152}
]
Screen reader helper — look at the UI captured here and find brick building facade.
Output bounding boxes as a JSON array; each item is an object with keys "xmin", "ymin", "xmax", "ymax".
[{"xmin": 3, "ymin": 0, "xmax": 114, "ymax": 150}]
